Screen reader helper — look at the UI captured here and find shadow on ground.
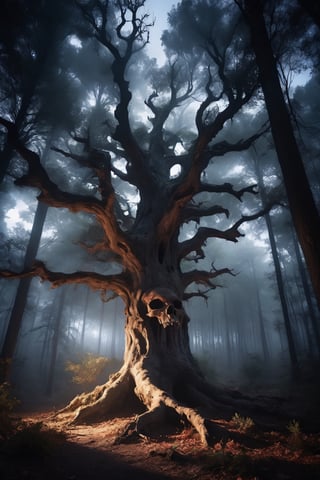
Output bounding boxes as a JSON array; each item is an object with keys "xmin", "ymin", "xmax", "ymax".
[{"xmin": 1, "ymin": 439, "xmax": 172, "ymax": 480}]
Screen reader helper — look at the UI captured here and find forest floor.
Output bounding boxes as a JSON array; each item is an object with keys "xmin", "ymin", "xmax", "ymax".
[{"xmin": 1, "ymin": 407, "xmax": 320, "ymax": 480}]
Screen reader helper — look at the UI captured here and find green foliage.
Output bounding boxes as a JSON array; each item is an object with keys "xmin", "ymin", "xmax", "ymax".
[
  {"xmin": 0, "ymin": 382, "xmax": 20, "ymax": 439},
  {"xmin": 287, "ymin": 419, "xmax": 301, "ymax": 435},
  {"xmin": 0, "ymin": 381, "xmax": 65, "ymax": 457},
  {"xmin": 231, "ymin": 412, "xmax": 255, "ymax": 433},
  {"xmin": 287, "ymin": 419, "xmax": 303, "ymax": 449},
  {"xmin": 65, "ymin": 353, "xmax": 110, "ymax": 386}
]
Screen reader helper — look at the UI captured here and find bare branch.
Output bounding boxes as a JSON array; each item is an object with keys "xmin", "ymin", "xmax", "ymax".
[
  {"xmin": 0, "ymin": 260, "xmax": 131, "ymax": 298},
  {"xmin": 146, "ymin": 61, "xmax": 194, "ymax": 155},
  {"xmin": 182, "ymin": 203, "xmax": 229, "ymax": 224},
  {"xmin": 0, "ymin": 118, "xmax": 142, "ymax": 277},
  {"xmin": 204, "ymin": 125, "xmax": 270, "ymax": 160},
  {"xmin": 195, "ymin": 66, "xmax": 222, "ymax": 133},
  {"xmin": 75, "ymin": 1, "xmax": 152, "ymax": 186},
  {"xmin": 199, "ymin": 182, "xmax": 258, "ymax": 201},
  {"xmin": 182, "ymin": 266, "xmax": 234, "ymax": 290},
  {"xmin": 183, "ymin": 289, "xmax": 213, "ymax": 301},
  {"xmin": 178, "ymin": 206, "xmax": 272, "ymax": 261}
]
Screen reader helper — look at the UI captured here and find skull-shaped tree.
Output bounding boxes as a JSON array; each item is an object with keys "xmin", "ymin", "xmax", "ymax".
[
  {"xmin": 0, "ymin": 1, "xmax": 266, "ymax": 444},
  {"xmin": 143, "ymin": 288, "xmax": 185, "ymax": 328}
]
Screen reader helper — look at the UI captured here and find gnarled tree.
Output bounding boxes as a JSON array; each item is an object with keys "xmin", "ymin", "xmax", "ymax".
[{"xmin": 0, "ymin": 0, "xmax": 269, "ymax": 444}]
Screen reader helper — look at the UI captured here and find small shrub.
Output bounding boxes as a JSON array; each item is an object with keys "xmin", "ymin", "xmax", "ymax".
[
  {"xmin": 0, "ymin": 382, "xmax": 20, "ymax": 439},
  {"xmin": 65, "ymin": 353, "xmax": 110, "ymax": 387},
  {"xmin": 287, "ymin": 419, "xmax": 301, "ymax": 436},
  {"xmin": 287, "ymin": 419, "xmax": 303, "ymax": 449},
  {"xmin": 231, "ymin": 412, "xmax": 255, "ymax": 433}
]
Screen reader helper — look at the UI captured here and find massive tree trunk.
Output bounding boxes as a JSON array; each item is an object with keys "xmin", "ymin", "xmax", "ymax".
[{"xmin": 57, "ymin": 289, "xmax": 212, "ymax": 445}]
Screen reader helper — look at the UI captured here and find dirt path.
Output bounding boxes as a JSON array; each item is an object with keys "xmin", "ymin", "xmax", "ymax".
[{"xmin": 1, "ymin": 412, "xmax": 320, "ymax": 480}]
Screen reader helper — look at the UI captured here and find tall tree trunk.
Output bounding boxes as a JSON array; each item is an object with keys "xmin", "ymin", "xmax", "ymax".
[
  {"xmin": 80, "ymin": 287, "xmax": 90, "ymax": 352},
  {"xmin": 39, "ymin": 309, "xmax": 53, "ymax": 381},
  {"xmin": 223, "ymin": 291, "xmax": 233, "ymax": 368},
  {"xmin": 269, "ymin": 218, "xmax": 299, "ymax": 372},
  {"xmin": 253, "ymin": 155, "xmax": 299, "ymax": 374},
  {"xmin": 250, "ymin": 259, "xmax": 270, "ymax": 361},
  {"xmin": 243, "ymin": 0, "xmax": 320, "ymax": 310},
  {"xmin": 0, "ymin": 200, "xmax": 48, "ymax": 381},
  {"xmin": 46, "ymin": 287, "xmax": 67, "ymax": 396},
  {"xmin": 97, "ymin": 299, "xmax": 105, "ymax": 355}
]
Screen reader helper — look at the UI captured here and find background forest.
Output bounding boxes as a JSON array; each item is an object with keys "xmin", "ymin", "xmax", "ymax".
[{"xmin": 0, "ymin": 0, "xmax": 319, "ymax": 411}]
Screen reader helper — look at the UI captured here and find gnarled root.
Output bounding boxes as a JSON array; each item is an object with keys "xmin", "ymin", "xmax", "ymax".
[
  {"xmin": 54, "ymin": 368, "xmax": 141, "ymax": 425},
  {"xmin": 164, "ymin": 398, "xmax": 209, "ymax": 446},
  {"xmin": 128, "ymin": 364, "xmax": 210, "ymax": 446},
  {"xmin": 53, "ymin": 363, "xmax": 211, "ymax": 446},
  {"xmin": 117, "ymin": 400, "xmax": 209, "ymax": 447}
]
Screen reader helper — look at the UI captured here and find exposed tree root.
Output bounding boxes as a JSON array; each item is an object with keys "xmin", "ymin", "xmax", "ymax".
[
  {"xmin": 52, "ymin": 336, "xmax": 294, "ymax": 447},
  {"xmin": 53, "ymin": 362, "xmax": 212, "ymax": 446},
  {"xmin": 54, "ymin": 367, "xmax": 142, "ymax": 424}
]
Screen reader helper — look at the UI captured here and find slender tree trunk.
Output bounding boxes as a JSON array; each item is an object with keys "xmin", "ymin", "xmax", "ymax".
[
  {"xmin": 250, "ymin": 259, "xmax": 270, "ymax": 361},
  {"xmin": 97, "ymin": 300, "xmax": 104, "ymax": 355},
  {"xmin": 80, "ymin": 287, "xmax": 90, "ymax": 351},
  {"xmin": 243, "ymin": 0, "xmax": 320, "ymax": 310},
  {"xmin": 39, "ymin": 310, "xmax": 52, "ymax": 380},
  {"xmin": 0, "ymin": 201, "xmax": 48, "ymax": 381},
  {"xmin": 46, "ymin": 287, "xmax": 66, "ymax": 396},
  {"xmin": 267, "ymin": 216, "xmax": 299, "ymax": 374},
  {"xmin": 253, "ymin": 155, "xmax": 299, "ymax": 374},
  {"xmin": 223, "ymin": 292, "xmax": 233, "ymax": 368}
]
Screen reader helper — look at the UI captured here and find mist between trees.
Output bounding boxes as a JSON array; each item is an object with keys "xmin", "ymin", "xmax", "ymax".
[{"xmin": 0, "ymin": 0, "xmax": 319, "ymax": 419}]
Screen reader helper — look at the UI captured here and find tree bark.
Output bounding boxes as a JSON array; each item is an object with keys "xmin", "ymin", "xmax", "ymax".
[
  {"xmin": 243, "ymin": 0, "xmax": 320, "ymax": 310},
  {"xmin": 56, "ymin": 293, "xmax": 215, "ymax": 446}
]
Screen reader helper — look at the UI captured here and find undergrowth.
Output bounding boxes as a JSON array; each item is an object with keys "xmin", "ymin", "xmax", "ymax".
[
  {"xmin": 231, "ymin": 412, "xmax": 255, "ymax": 433},
  {"xmin": 4, "ymin": 421, "xmax": 66, "ymax": 458},
  {"xmin": 0, "ymin": 382, "xmax": 19, "ymax": 439},
  {"xmin": 0, "ymin": 382, "xmax": 65, "ymax": 458}
]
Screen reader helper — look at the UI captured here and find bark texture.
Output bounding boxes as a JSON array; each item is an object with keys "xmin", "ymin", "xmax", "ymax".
[{"xmin": 57, "ymin": 298, "xmax": 214, "ymax": 446}]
